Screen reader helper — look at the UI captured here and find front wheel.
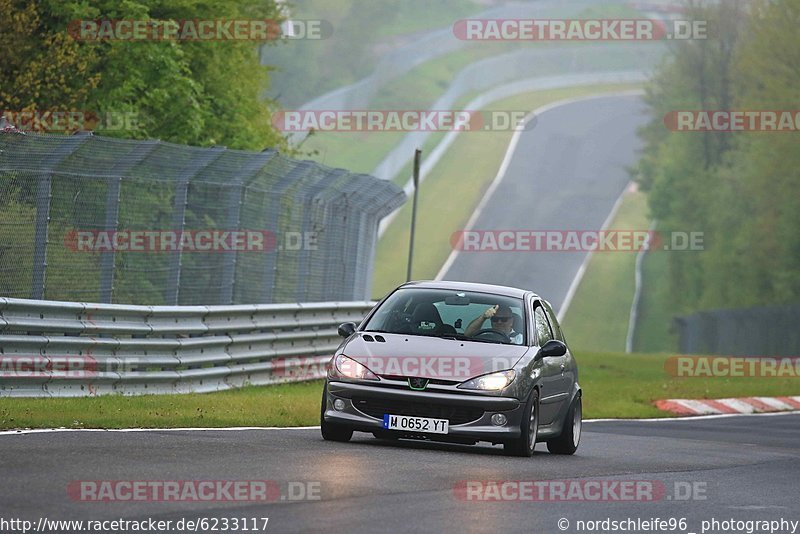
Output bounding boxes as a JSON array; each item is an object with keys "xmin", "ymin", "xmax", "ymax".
[
  {"xmin": 547, "ymin": 395, "xmax": 582, "ymax": 455},
  {"xmin": 504, "ymin": 388, "xmax": 539, "ymax": 457},
  {"xmin": 320, "ymin": 383, "xmax": 353, "ymax": 442}
]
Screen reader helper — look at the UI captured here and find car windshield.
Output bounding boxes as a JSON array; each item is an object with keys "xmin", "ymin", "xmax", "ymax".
[{"xmin": 364, "ymin": 288, "xmax": 526, "ymax": 345}]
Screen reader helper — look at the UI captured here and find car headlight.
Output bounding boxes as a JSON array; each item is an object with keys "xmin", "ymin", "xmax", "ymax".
[
  {"xmin": 331, "ymin": 354, "xmax": 379, "ymax": 381},
  {"xmin": 458, "ymin": 370, "xmax": 516, "ymax": 391}
]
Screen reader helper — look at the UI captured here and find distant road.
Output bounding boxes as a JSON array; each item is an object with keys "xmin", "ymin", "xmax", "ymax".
[{"xmin": 439, "ymin": 94, "xmax": 649, "ymax": 315}]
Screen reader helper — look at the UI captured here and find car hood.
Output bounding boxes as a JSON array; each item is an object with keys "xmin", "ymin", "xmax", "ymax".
[{"xmin": 340, "ymin": 332, "xmax": 530, "ymax": 381}]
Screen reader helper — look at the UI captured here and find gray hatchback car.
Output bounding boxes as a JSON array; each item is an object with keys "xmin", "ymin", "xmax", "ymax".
[{"xmin": 321, "ymin": 280, "xmax": 582, "ymax": 456}]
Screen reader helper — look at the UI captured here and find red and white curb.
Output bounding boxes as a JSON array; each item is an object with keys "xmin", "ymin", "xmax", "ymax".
[{"xmin": 656, "ymin": 396, "xmax": 800, "ymax": 416}]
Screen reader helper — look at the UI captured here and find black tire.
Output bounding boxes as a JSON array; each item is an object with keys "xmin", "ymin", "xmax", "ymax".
[
  {"xmin": 504, "ymin": 388, "xmax": 539, "ymax": 457},
  {"xmin": 320, "ymin": 383, "xmax": 353, "ymax": 442},
  {"xmin": 547, "ymin": 395, "xmax": 582, "ymax": 455}
]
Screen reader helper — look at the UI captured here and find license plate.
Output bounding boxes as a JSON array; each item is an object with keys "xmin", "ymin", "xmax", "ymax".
[{"xmin": 383, "ymin": 414, "xmax": 449, "ymax": 434}]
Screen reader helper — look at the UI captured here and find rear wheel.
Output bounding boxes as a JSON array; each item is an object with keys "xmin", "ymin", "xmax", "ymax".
[
  {"xmin": 504, "ymin": 388, "xmax": 539, "ymax": 457},
  {"xmin": 320, "ymin": 383, "xmax": 353, "ymax": 442},
  {"xmin": 547, "ymin": 395, "xmax": 581, "ymax": 455}
]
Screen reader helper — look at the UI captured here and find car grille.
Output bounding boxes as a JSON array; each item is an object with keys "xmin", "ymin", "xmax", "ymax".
[
  {"xmin": 352, "ymin": 397, "xmax": 484, "ymax": 425},
  {"xmin": 379, "ymin": 375, "xmax": 460, "ymax": 386}
]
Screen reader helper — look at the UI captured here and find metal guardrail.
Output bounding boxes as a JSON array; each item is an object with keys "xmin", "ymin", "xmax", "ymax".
[
  {"xmin": 370, "ymin": 45, "xmax": 662, "ymax": 182},
  {"xmin": 0, "ymin": 297, "xmax": 375, "ymax": 397},
  {"xmin": 626, "ymin": 220, "xmax": 657, "ymax": 353},
  {"xmin": 674, "ymin": 304, "xmax": 800, "ymax": 357}
]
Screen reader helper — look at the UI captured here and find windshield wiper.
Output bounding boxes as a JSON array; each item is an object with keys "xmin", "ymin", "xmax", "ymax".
[{"xmin": 436, "ymin": 333, "xmax": 498, "ymax": 344}]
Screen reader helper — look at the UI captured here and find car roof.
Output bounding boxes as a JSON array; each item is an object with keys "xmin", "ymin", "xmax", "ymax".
[{"xmin": 399, "ymin": 280, "xmax": 538, "ymax": 300}]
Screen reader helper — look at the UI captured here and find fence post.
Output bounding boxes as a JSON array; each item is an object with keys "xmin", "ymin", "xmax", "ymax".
[
  {"xmin": 295, "ymin": 167, "xmax": 342, "ymax": 301},
  {"xmin": 219, "ymin": 152, "xmax": 274, "ymax": 305},
  {"xmin": 30, "ymin": 172, "xmax": 52, "ymax": 300},
  {"xmin": 99, "ymin": 142, "xmax": 159, "ymax": 303},
  {"xmin": 30, "ymin": 135, "xmax": 90, "ymax": 299},
  {"xmin": 165, "ymin": 147, "xmax": 226, "ymax": 305},
  {"xmin": 220, "ymin": 182, "xmax": 244, "ymax": 305},
  {"xmin": 98, "ymin": 176, "xmax": 121, "ymax": 303},
  {"xmin": 260, "ymin": 161, "xmax": 316, "ymax": 303}
]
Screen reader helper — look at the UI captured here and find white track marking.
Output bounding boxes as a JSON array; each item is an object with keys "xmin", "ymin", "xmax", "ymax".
[
  {"xmin": 754, "ymin": 397, "xmax": 795, "ymax": 410},
  {"xmin": 436, "ymin": 91, "xmax": 645, "ymax": 287},
  {"xmin": 1, "ymin": 412, "xmax": 797, "ymax": 436},
  {"xmin": 584, "ymin": 410, "xmax": 800, "ymax": 423},
  {"xmin": 557, "ymin": 181, "xmax": 629, "ymax": 322},
  {"xmin": 717, "ymin": 398, "xmax": 757, "ymax": 414},
  {"xmin": 671, "ymin": 399, "xmax": 720, "ymax": 415}
]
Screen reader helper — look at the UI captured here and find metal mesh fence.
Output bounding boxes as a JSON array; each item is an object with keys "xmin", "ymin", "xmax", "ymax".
[
  {"xmin": 674, "ymin": 305, "xmax": 800, "ymax": 357},
  {"xmin": 0, "ymin": 131, "xmax": 405, "ymax": 304}
]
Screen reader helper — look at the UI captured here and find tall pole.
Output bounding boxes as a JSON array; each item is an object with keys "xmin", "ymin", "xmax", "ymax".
[{"xmin": 406, "ymin": 149, "xmax": 421, "ymax": 282}]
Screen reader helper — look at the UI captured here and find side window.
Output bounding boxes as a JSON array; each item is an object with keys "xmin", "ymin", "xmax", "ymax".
[
  {"xmin": 542, "ymin": 301, "xmax": 564, "ymax": 342},
  {"xmin": 533, "ymin": 304, "xmax": 553, "ymax": 346}
]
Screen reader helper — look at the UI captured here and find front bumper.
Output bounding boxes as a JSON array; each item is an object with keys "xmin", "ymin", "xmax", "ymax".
[{"xmin": 324, "ymin": 380, "xmax": 525, "ymax": 443}]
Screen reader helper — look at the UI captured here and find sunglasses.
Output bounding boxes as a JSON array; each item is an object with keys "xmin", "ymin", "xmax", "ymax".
[{"xmin": 491, "ymin": 316, "xmax": 513, "ymax": 323}]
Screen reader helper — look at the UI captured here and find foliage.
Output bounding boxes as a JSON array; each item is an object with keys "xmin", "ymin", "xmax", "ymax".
[
  {"xmin": 633, "ymin": 0, "xmax": 800, "ymax": 312},
  {"xmin": 0, "ymin": 0, "xmax": 287, "ymax": 151}
]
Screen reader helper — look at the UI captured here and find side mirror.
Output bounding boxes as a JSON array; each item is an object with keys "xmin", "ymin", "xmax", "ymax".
[
  {"xmin": 338, "ymin": 322, "xmax": 356, "ymax": 338},
  {"xmin": 538, "ymin": 339, "xmax": 567, "ymax": 358}
]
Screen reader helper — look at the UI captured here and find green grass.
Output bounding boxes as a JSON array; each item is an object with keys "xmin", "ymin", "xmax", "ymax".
[
  {"xmin": 558, "ymin": 183, "xmax": 678, "ymax": 354},
  {"xmin": 561, "ymin": 190, "xmax": 649, "ymax": 352},
  {"xmin": 575, "ymin": 350, "xmax": 799, "ymax": 418},
  {"xmin": 300, "ymin": 45, "xmax": 508, "ymax": 174},
  {"xmin": 371, "ymin": 83, "xmax": 643, "ymax": 299},
  {"xmin": 1, "ymin": 350, "xmax": 797, "ymax": 429},
  {"xmin": 301, "ymin": 130, "xmax": 405, "ymax": 175},
  {"xmin": 368, "ymin": 0, "xmax": 482, "ymax": 40},
  {"xmin": 633, "ymin": 228, "xmax": 679, "ymax": 352},
  {"xmin": 0, "ymin": 381, "xmax": 322, "ymax": 430}
]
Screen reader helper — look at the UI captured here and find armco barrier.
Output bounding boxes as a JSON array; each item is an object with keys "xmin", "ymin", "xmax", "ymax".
[
  {"xmin": 674, "ymin": 304, "xmax": 800, "ymax": 357},
  {"xmin": 0, "ymin": 297, "xmax": 375, "ymax": 397}
]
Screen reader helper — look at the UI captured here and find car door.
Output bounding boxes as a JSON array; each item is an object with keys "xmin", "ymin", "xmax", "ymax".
[
  {"xmin": 543, "ymin": 300, "xmax": 577, "ymax": 400},
  {"xmin": 532, "ymin": 300, "xmax": 569, "ymax": 425}
]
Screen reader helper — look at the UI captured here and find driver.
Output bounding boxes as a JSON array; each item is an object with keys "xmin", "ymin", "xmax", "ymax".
[{"xmin": 464, "ymin": 304, "xmax": 523, "ymax": 344}]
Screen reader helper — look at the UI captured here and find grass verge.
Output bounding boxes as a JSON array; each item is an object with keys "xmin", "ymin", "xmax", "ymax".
[
  {"xmin": 560, "ymin": 188, "xmax": 649, "ymax": 352},
  {"xmin": 558, "ymin": 184, "xmax": 678, "ymax": 353},
  {"xmin": 633, "ymin": 227, "xmax": 679, "ymax": 352},
  {"xmin": 1, "ymin": 350, "xmax": 797, "ymax": 429}
]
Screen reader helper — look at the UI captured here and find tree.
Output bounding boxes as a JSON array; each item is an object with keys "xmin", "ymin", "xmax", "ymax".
[
  {"xmin": 1, "ymin": 0, "xmax": 287, "ymax": 151},
  {"xmin": 633, "ymin": 0, "xmax": 800, "ymax": 311}
]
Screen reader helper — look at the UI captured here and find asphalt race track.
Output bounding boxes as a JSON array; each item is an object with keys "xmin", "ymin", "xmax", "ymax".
[
  {"xmin": 1, "ymin": 413, "xmax": 798, "ymax": 533},
  {"xmin": 2, "ymin": 95, "xmax": 797, "ymax": 534},
  {"xmin": 441, "ymin": 93, "xmax": 649, "ymax": 314}
]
